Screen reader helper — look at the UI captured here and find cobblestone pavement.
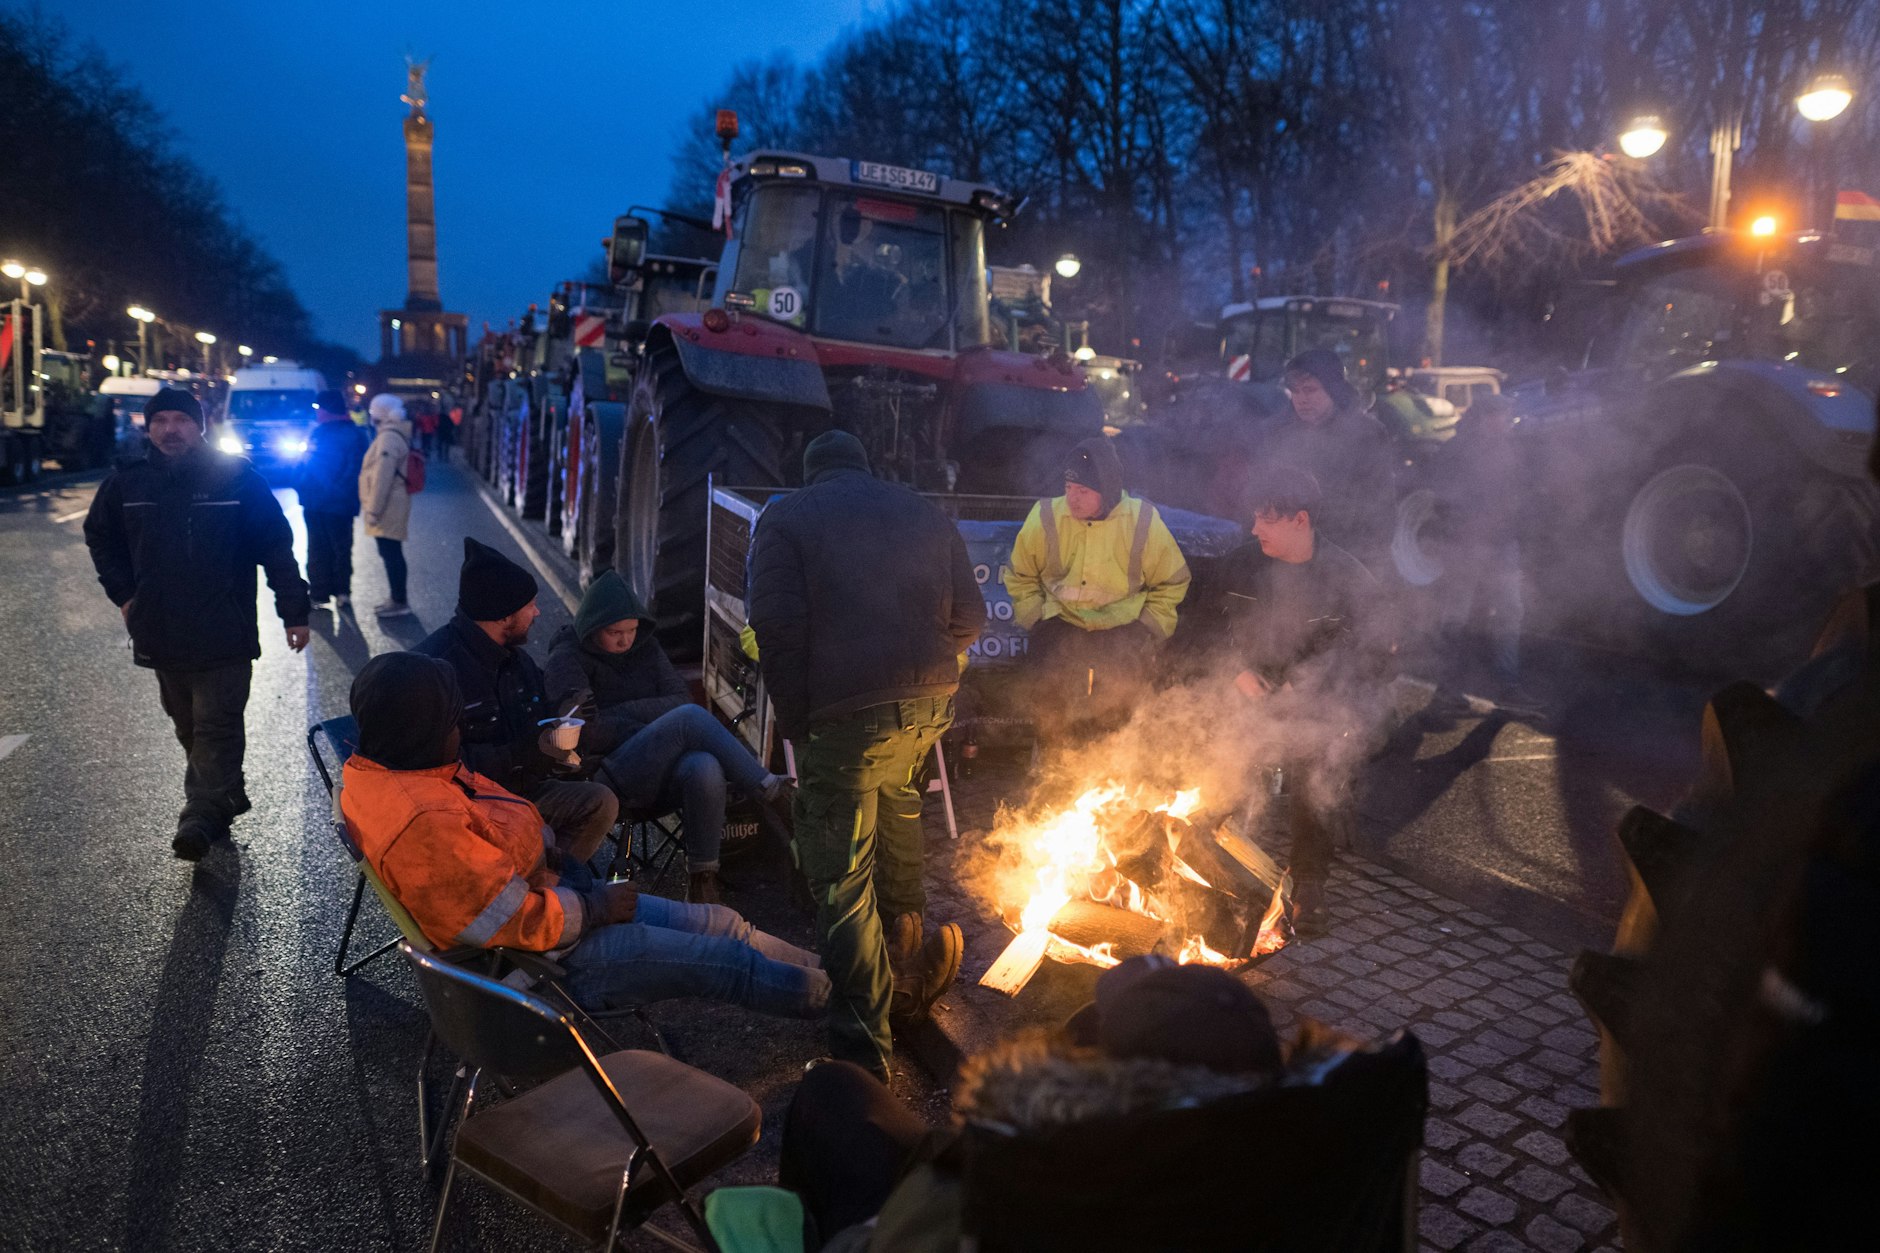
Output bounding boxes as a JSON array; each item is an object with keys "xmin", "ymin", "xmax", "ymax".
[{"xmin": 923, "ymin": 760, "xmax": 1624, "ymax": 1253}]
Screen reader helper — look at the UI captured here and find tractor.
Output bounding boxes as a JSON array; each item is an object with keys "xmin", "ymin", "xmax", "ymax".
[{"xmin": 589, "ymin": 151, "xmax": 1106, "ymax": 657}]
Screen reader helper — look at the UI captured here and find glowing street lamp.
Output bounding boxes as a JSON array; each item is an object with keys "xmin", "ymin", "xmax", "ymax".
[
  {"xmin": 1618, "ymin": 115, "xmax": 1668, "ymax": 159},
  {"xmin": 1750, "ymin": 214, "xmax": 1778, "ymax": 237},
  {"xmin": 1796, "ymin": 73, "xmax": 1854, "ymax": 122},
  {"xmin": 3, "ymin": 259, "xmax": 48, "ymax": 301},
  {"xmin": 127, "ymin": 305, "xmax": 157, "ymax": 375},
  {"xmin": 1054, "ymin": 253, "xmax": 1082, "ymax": 280},
  {"xmin": 238, "ymin": 344, "xmax": 253, "ymax": 360},
  {"xmin": 194, "ymin": 330, "xmax": 217, "ymax": 375}
]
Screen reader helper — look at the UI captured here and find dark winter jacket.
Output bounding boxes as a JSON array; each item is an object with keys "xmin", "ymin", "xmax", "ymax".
[
  {"xmin": 414, "ymin": 611, "xmax": 557, "ymax": 793},
  {"xmin": 748, "ymin": 461, "xmax": 983, "ymax": 739},
  {"xmin": 83, "ymin": 445, "xmax": 310, "ymax": 670},
  {"xmin": 543, "ymin": 572, "xmax": 687, "ymax": 756},
  {"xmin": 1262, "ymin": 407, "xmax": 1397, "ymax": 560},
  {"xmin": 1222, "ymin": 535, "xmax": 1394, "ymax": 692},
  {"xmin": 295, "ymin": 413, "xmax": 370, "ymax": 516}
]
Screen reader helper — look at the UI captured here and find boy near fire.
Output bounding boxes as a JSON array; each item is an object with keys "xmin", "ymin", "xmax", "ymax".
[{"xmin": 1224, "ymin": 465, "xmax": 1395, "ymax": 933}]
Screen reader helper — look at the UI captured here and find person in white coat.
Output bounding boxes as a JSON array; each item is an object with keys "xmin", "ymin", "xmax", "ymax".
[{"xmin": 359, "ymin": 393, "xmax": 415, "ymax": 618}]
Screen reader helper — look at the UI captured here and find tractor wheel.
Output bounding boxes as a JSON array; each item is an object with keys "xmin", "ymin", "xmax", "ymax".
[
  {"xmin": 545, "ymin": 412, "xmax": 567, "ymax": 538},
  {"xmin": 575, "ymin": 400, "xmax": 626, "ymax": 587},
  {"xmin": 615, "ymin": 343, "xmax": 787, "ymax": 661},
  {"xmin": 519, "ymin": 410, "xmax": 550, "ymax": 520},
  {"xmin": 1391, "ymin": 487, "xmax": 1446, "ymax": 588},
  {"xmin": 1614, "ymin": 436, "xmax": 1876, "ymax": 680}
]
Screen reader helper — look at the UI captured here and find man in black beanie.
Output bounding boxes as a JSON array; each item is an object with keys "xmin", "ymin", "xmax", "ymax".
[
  {"xmin": 1263, "ymin": 348, "xmax": 1396, "ymax": 568},
  {"xmin": 748, "ymin": 429, "xmax": 983, "ymax": 1081},
  {"xmin": 84, "ymin": 386, "xmax": 311, "ymax": 860},
  {"xmin": 1004, "ymin": 436, "xmax": 1190, "ymax": 741},
  {"xmin": 415, "ymin": 537, "xmax": 618, "ymax": 862}
]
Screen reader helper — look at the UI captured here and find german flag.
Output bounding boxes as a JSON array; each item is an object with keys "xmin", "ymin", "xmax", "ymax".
[{"xmin": 1834, "ymin": 190, "xmax": 1880, "ymax": 222}]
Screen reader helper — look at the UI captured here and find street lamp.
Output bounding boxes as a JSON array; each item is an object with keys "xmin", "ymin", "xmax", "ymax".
[
  {"xmin": 128, "ymin": 305, "xmax": 156, "ymax": 375},
  {"xmin": 238, "ymin": 345, "xmax": 253, "ymax": 360},
  {"xmin": 1618, "ymin": 115, "xmax": 1668, "ymax": 159},
  {"xmin": 1750, "ymin": 214, "xmax": 1779, "ymax": 237},
  {"xmin": 102, "ymin": 354, "xmax": 121, "ymax": 375},
  {"xmin": 1054, "ymin": 253, "xmax": 1082, "ymax": 280},
  {"xmin": 2, "ymin": 259, "xmax": 48, "ymax": 301},
  {"xmin": 195, "ymin": 330, "xmax": 217, "ymax": 376},
  {"xmin": 1796, "ymin": 73, "xmax": 1853, "ymax": 122}
]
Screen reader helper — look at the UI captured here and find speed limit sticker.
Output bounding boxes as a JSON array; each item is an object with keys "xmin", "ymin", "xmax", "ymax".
[{"xmin": 769, "ymin": 286, "xmax": 802, "ymax": 320}]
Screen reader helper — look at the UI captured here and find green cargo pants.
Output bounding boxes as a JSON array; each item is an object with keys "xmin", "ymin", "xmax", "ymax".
[{"xmin": 792, "ymin": 695, "xmax": 953, "ymax": 1076}]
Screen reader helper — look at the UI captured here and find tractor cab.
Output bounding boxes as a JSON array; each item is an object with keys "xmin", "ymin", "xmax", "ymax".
[
  {"xmin": 1218, "ymin": 296, "xmax": 1396, "ymax": 401},
  {"xmin": 713, "ymin": 151, "xmax": 1015, "ymax": 352}
]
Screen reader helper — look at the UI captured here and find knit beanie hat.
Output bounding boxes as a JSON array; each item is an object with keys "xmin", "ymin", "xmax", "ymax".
[
  {"xmin": 803, "ymin": 430, "xmax": 870, "ymax": 483},
  {"xmin": 351, "ymin": 652, "xmax": 463, "ymax": 771},
  {"xmin": 1282, "ymin": 348, "xmax": 1360, "ymax": 412},
  {"xmin": 1067, "ymin": 956, "xmax": 1284, "ymax": 1075},
  {"xmin": 574, "ymin": 569, "xmax": 653, "ymax": 646},
  {"xmin": 1063, "ymin": 437, "xmax": 1125, "ymax": 516},
  {"xmin": 458, "ymin": 537, "xmax": 538, "ymax": 621},
  {"xmin": 369, "ymin": 393, "xmax": 407, "ymax": 425},
  {"xmin": 145, "ymin": 387, "xmax": 204, "ymax": 426},
  {"xmin": 314, "ymin": 389, "xmax": 348, "ymax": 417}
]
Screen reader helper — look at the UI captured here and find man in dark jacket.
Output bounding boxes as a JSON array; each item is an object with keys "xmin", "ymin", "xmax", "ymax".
[
  {"xmin": 544, "ymin": 570, "xmax": 789, "ymax": 903},
  {"xmin": 295, "ymin": 389, "xmax": 369, "ymax": 610},
  {"xmin": 748, "ymin": 430, "xmax": 982, "ymax": 1079},
  {"xmin": 414, "ymin": 538, "xmax": 618, "ymax": 862},
  {"xmin": 1262, "ymin": 348, "xmax": 1397, "ymax": 568},
  {"xmin": 1222, "ymin": 465, "xmax": 1394, "ymax": 933},
  {"xmin": 84, "ymin": 387, "xmax": 311, "ymax": 861}
]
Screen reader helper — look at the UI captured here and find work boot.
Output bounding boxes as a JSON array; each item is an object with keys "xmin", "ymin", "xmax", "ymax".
[
  {"xmin": 687, "ymin": 869, "xmax": 722, "ymax": 905},
  {"xmin": 886, "ymin": 912, "xmax": 924, "ymax": 974},
  {"xmin": 890, "ymin": 922, "xmax": 963, "ymax": 1030},
  {"xmin": 373, "ymin": 599, "xmax": 413, "ymax": 618},
  {"xmin": 171, "ymin": 816, "xmax": 217, "ymax": 863},
  {"xmin": 1291, "ymin": 879, "xmax": 1328, "ymax": 936}
]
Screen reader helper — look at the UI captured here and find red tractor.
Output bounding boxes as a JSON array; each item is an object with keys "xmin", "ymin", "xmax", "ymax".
[{"xmin": 587, "ymin": 151, "xmax": 1106, "ymax": 657}]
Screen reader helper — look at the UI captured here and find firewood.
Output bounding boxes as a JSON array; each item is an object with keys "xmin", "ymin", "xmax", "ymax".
[
  {"xmin": 979, "ymin": 929, "xmax": 1052, "ymax": 996},
  {"xmin": 1047, "ymin": 900, "xmax": 1167, "ymax": 957}
]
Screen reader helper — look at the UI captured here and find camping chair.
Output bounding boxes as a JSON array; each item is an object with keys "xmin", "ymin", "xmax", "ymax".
[
  {"xmin": 958, "ymin": 1031, "xmax": 1428, "ymax": 1252},
  {"xmin": 405, "ymin": 943, "xmax": 759, "ymax": 1253},
  {"xmin": 606, "ymin": 805, "xmax": 690, "ymax": 890}
]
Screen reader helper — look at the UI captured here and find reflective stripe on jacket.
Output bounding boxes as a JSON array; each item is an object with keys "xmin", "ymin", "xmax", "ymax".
[
  {"xmin": 338, "ymin": 755, "xmax": 586, "ymax": 953},
  {"xmin": 1003, "ymin": 492, "xmax": 1191, "ymax": 638}
]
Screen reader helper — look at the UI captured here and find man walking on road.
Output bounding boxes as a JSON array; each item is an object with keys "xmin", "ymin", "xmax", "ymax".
[
  {"xmin": 296, "ymin": 389, "xmax": 369, "ymax": 611},
  {"xmin": 83, "ymin": 387, "xmax": 311, "ymax": 861},
  {"xmin": 415, "ymin": 538, "xmax": 619, "ymax": 863},
  {"xmin": 748, "ymin": 430, "xmax": 981, "ymax": 1081}
]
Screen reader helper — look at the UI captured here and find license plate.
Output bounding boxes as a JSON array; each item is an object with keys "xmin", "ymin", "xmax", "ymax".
[{"xmin": 850, "ymin": 160, "xmax": 939, "ymax": 194}]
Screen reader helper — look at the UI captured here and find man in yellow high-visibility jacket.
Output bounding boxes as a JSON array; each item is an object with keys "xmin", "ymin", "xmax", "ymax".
[{"xmin": 1004, "ymin": 438, "xmax": 1190, "ymax": 737}]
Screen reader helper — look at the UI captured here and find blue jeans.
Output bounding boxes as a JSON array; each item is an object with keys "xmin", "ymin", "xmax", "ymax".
[
  {"xmin": 559, "ymin": 865, "xmax": 828, "ymax": 1019},
  {"xmin": 597, "ymin": 704, "xmax": 770, "ymax": 872}
]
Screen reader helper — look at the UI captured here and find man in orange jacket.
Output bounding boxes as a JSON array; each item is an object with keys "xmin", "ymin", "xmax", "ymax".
[{"xmin": 339, "ymin": 652, "xmax": 830, "ymax": 1017}]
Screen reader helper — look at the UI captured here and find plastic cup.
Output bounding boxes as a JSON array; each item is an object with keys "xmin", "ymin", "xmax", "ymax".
[{"xmin": 550, "ymin": 717, "xmax": 584, "ymax": 751}]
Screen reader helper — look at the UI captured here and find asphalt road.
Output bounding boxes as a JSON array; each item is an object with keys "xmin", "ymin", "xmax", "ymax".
[{"xmin": 0, "ymin": 455, "xmax": 1710, "ymax": 1248}]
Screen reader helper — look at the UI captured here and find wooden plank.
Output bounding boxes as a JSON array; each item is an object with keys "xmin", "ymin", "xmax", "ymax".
[{"xmin": 978, "ymin": 929, "xmax": 1051, "ymax": 996}]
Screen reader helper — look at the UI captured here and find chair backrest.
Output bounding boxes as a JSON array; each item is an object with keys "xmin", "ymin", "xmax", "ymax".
[
  {"xmin": 960, "ymin": 1033, "xmax": 1427, "ymax": 1253},
  {"xmin": 308, "ymin": 715, "xmax": 360, "ymax": 795},
  {"xmin": 361, "ymin": 853, "xmax": 438, "ymax": 953},
  {"xmin": 403, "ymin": 942, "xmax": 594, "ymax": 1084}
]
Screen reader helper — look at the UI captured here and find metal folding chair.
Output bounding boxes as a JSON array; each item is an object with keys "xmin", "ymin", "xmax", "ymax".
[
  {"xmin": 308, "ymin": 715, "xmax": 401, "ymax": 977},
  {"xmin": 405, "ymin": 944, "xmax": 757, "ymax": 1253}
]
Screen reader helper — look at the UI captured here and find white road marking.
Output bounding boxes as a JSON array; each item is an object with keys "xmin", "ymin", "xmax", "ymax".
[
  {"xmin": 52, "ymin": 508, "xmax": 88, "ymax": 523},
  {"xmin": 1485, "ymin": 752, "xmax": 1559, "ymax": 763},
  {"xmin": 475, "ymin": 488, "xmax": 578, "ymax": 612},
  {"xmin": 0, "ymin": 734, "xmax": 28, "ymax": 763}
]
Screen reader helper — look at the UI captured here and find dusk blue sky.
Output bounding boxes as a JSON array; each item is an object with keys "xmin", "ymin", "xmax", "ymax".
[{"xmin": 71, "ymin": 0, "xmax": 874, "ymax": 358}]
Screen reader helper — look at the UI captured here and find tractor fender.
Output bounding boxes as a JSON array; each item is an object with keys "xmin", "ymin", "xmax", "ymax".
[
  {"xmin": 1656, "ymin": 361, "xmax": 1874, "ymax": 480},
  {"xmin": 949, "ymin": 347, "xmax": 1106, "ymax": 445},
  {"xmin": 652, "ymin": 314, "xmax": 831, "ymax": 411}
]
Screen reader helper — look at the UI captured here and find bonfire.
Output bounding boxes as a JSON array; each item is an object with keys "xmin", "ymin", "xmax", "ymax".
[{"xmin": 980, "ymin": 784, "xmax": 1293, "ymax": 995}]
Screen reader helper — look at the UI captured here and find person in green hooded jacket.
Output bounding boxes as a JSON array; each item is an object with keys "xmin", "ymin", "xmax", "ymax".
[{"xmin": 545, "ymin": 570, "xmax": 792, "ymax": 902}]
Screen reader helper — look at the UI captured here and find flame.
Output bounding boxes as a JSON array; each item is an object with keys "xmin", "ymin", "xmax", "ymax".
[
  {"xmin": 1156, "ymin": 788, "xmax": 1203, "ymax": 820},
  {"xmin": 1176, "ymin": 934, "xmax": 1232, "ymax": 965}
]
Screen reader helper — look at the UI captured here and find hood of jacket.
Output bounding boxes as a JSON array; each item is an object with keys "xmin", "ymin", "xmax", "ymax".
[
  {"xmin": 955, "ymin": 1031, "xmax": 1270, "ymax": 1135},
  {"xmin": 573, "ymin": 569, "xmax": 655, "ymax": 652}
]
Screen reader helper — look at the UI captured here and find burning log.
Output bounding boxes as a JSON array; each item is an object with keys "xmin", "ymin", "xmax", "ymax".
[{"xmin": 1046, "ymin": 900, "xmax": 1166, "ymax": 958}]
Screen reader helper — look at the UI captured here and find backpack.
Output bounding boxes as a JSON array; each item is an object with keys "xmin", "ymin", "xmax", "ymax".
[{"xmin": 398, "ymin": 445, "xmax": 427, "ymax": 493}]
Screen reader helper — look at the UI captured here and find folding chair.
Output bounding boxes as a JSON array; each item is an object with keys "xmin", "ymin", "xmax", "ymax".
[
  {"xmin": 308, "ymin": 715, "xmax": 401, "ymax": 977},
  {"xmin": 607, "ymin": 806, "xmax": 689, "ymax": 889},
  {"xmin": 405, "ymin": 943, "xmax": 758, "ymax": 1253}
]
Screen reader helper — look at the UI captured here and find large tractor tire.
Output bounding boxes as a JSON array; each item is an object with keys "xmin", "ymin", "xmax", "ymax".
[
  {"xmin": 573, "ymin": 400, "xmax": 626, "ymax": 587},
  {"xmin": 517, "ymin": 404, "xmax": 551, "ymax": 521},
  {"xmin": 615, "ymin": 343, "xmax": 787, "ymax": 661},
  {"xmin": 544, "ymin": 408, "xmax": 568, "ymax": 537},
  {"xmin": 1567, "ymin": 597, "xmax": 1880, "ymax": 1249}
]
